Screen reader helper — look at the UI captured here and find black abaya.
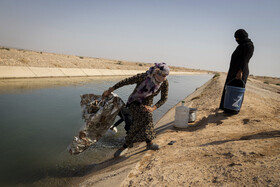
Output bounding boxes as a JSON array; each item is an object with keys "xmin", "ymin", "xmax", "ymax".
[{"xmin": 219, "ymin": 33, "xmax": 254, "ymax": 111}]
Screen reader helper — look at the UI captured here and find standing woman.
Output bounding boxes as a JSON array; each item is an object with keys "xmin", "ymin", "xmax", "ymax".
[
  {"xmin": 219, "ymin": 29, "xmax": 254, "ymax": 113},
  {"xmin": 102, "ymin": 62, "xmax": 169, "ymax": 157}
]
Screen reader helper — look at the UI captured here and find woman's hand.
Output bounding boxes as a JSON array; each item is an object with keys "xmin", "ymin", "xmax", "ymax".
[
  {"xmin": 145, "ymin": 105, "xmax": 157, "ymax": 112},
  {"xmin": 102, "ymin": 87, "xmax": 114, "ymax": 99},
  {"xmin": 236, "ymin": 70, "xmax": 243, "ymax": 80}
]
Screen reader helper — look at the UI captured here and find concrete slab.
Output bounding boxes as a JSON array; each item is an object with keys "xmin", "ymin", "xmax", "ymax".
[
  {"xmin": 99, "ymin": 69, "xmax": 115, "ymax": 76},
  {"xmin": 110, "ymin": 69, "xmax": 128, "ymax": 76},
  {"xmin": 0, "ymin": 66, "xmax": 200, "ymax": 79},
  {"xmin": 60, "ymin": 68, "xmax": 87, "ymax": 76},
  {"xmin": 82, "ymin": 69, "xmax": 103, "ymax": 76},
  {"xmin": 121, "ymin": 70, "xmax": 133, "ymax": 75},
  {"xmin": 29, "ymin": 67, "xmax": 65, "ymax": 77},
  {"xmin": 135, "ymin": 70, "xmax": 145, "ymax": 74},
  {"xmin": 0, "ymin": 66, "xmax": 36, "ymax": 78},
  {"xmin": 126, "ymin": 70, "xmax": 144, "ymax": 76},
  {"xmin": 170, "ymin": 71, "xmax": 206, "ymax": 75}
]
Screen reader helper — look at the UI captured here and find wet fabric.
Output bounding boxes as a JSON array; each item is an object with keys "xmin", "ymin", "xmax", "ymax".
[
  {"xmin": 112, "ymin": 72, "xmax": 169, "ymax": 145},
  {"xmin": 68, "ymin": 93, "xmax": 124, "ymax": 155},
  {"xmin": 219, "ymin": 30, "xmax": 254, "ymax": 111}
]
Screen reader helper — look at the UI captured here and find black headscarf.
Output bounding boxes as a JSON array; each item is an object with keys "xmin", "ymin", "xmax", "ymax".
[{"xmin": 234, "ymin": 29, "xmax": 250, "ymax": 44}]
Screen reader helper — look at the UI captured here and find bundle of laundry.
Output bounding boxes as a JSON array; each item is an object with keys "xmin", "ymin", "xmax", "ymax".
[{"xmin": 68, "ymin": 93, "xmax": 124, "ymax": 155}]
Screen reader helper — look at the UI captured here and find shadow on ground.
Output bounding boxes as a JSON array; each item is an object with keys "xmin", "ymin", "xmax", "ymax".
[
  {"xmin": 155, "ymin": 108, "xmax": 230, "ymax": 134},
  {"xmin": 200, "ymin": 130, "xmax": 280, "ymax": 147}
]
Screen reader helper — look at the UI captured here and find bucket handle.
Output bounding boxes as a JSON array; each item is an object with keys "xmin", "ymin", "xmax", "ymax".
[{"xmin": 227, "ymin": 79, "xmax": 245, "ymax": 87}]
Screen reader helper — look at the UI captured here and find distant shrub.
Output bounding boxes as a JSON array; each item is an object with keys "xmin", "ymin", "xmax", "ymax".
[
  {"xmin": 53, "ymin": 63, "xmax": 62, "ymax": 68},
  {"xmin": 0, "ymin": 47, "xmax": 10, "ymax": 51},
  {"xmin": 19, "ymin": 58, "xmax": 29, "ymax": 64},
  {"xmin": 40, "ymin": 52, "xmax": 43, "ymax": 54},
  {"xmin": 117, "ymin": 61, "xmax": 122, "ymax": 65},
  {"xmin": 213, "ymin": 73, "xmax": 220, "ymax": 78},
  {"xmin": 79, "ymin": 56, "xmax": 84, "ymax": 59},
  {"xmin": 139, "ymin": 63, "xmax": 143, "ymax": 66},
  {"xmin": 264, "ymin": 81, "xmax": 269, "ymax": 84},
  {"xmin": 276, "ymin": 83, "xmax": 280, "ymax": 86}
]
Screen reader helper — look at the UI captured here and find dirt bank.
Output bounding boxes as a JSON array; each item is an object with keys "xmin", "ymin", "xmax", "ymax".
[
  {"xmin": 120, "ymin": 73, "xmax": 280, "ymax": 187},
  {"xmin": 0, "ymin": 47, "xmax": 207, "ymax": 73}
]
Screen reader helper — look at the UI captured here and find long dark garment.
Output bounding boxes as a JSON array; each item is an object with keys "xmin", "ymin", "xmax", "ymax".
[
  {"xmin": 219, "ymin": 38, "xmax": 254, "ymax": 112},
  {"xmin": 112, "ymin": 73, "xmax": 169, "ymax": 146}
]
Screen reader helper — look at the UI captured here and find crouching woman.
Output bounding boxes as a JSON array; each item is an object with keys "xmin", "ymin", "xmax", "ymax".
[{"xmin": 102, "ymin": 62, "xmax": 169, "ymax": 157}]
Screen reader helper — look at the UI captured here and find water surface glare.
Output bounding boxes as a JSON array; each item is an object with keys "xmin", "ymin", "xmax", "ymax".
[{"xmin": 0, "ymin": 74, "xmax": 212, "ymax": 186}]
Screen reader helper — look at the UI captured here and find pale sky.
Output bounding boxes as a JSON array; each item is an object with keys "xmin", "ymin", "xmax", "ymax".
[{"xmin": 0, "ymin": 0, "xmax": 279, "ymax": 77}]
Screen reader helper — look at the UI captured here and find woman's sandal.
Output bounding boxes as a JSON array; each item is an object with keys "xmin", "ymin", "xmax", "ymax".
[{"xmin": 114, "ymin": 148, "xmax": 128, "ymax": 158}]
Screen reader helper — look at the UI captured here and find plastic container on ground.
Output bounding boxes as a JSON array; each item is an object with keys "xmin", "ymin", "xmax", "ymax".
[
  {"xmin": 174, "ymin": 101, "xmax": 189, "ymax": 128},
  {"xmin": 188, "ymin": 108, "xmax": 197, "ymax": 123},
  {"xmin": 224, "ymin": 79, "xmax": 245, "ymax": 111}
]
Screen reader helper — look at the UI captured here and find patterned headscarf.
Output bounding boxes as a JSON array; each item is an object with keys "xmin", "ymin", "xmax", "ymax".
[
  {"xmin": 127, "ymin": 62, "xmax": 169, "ymax": 104},
  {"xmin": 146, "ymin": 62, "xmax": 170, "ymax": 76}
]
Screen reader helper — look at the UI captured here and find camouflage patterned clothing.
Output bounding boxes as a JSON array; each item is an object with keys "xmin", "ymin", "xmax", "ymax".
[{"xmin": 112, "ymin": 72, "xmax": 169, "ymax": 145}]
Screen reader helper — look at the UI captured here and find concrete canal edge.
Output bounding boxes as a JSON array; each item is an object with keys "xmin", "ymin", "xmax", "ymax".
[{"xmin": 0, "ymin": 66, "xmax": 208, "ymax": 79}]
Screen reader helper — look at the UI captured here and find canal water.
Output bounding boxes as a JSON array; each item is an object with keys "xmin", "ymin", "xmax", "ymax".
[{"xmin": 0, "ymin": 74, "xmax": 212, "ymax": 186}]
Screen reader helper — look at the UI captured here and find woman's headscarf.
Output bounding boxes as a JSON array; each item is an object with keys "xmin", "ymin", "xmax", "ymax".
[
  {"xmin": 234, "ymin": 29, "xmax": 248, "ymax": 39},
  {"xmin": 127, "ymin": 62, "xmax": 170, "ymax": 104},
  {"xmin": 146, "ymin": 62, "xmax": 170, "ymax": 76},
  {"xmin": 234, "ymin": 29, "xmax": 251, "ymax": 45}
]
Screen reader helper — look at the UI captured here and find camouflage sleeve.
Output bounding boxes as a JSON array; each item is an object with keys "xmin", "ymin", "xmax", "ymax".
[
  {"xmin": 112, "ymin": 72, "xmax": 147, "ymax": 90},
  {"xmin": 155, "ymin": 79, "xmax": 169, "ymax": 108}
]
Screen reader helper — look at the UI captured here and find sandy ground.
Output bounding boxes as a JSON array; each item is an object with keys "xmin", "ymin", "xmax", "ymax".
[
  {"xmin": 74, "ymin": 73, "xmax": 280, "ymax": 187},
  {"xmin": 120, "ymin": 73, "xmax": 280, "ymax": 187}
]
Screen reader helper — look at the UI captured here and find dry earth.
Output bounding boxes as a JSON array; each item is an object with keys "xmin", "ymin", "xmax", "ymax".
[
  {"xmin": 0, "ymin": 47, "xmax": 206, "ymax": 73},
  {"xmin": 120, "ymin": 73, "xmax": 280, "ymax": 187}
]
